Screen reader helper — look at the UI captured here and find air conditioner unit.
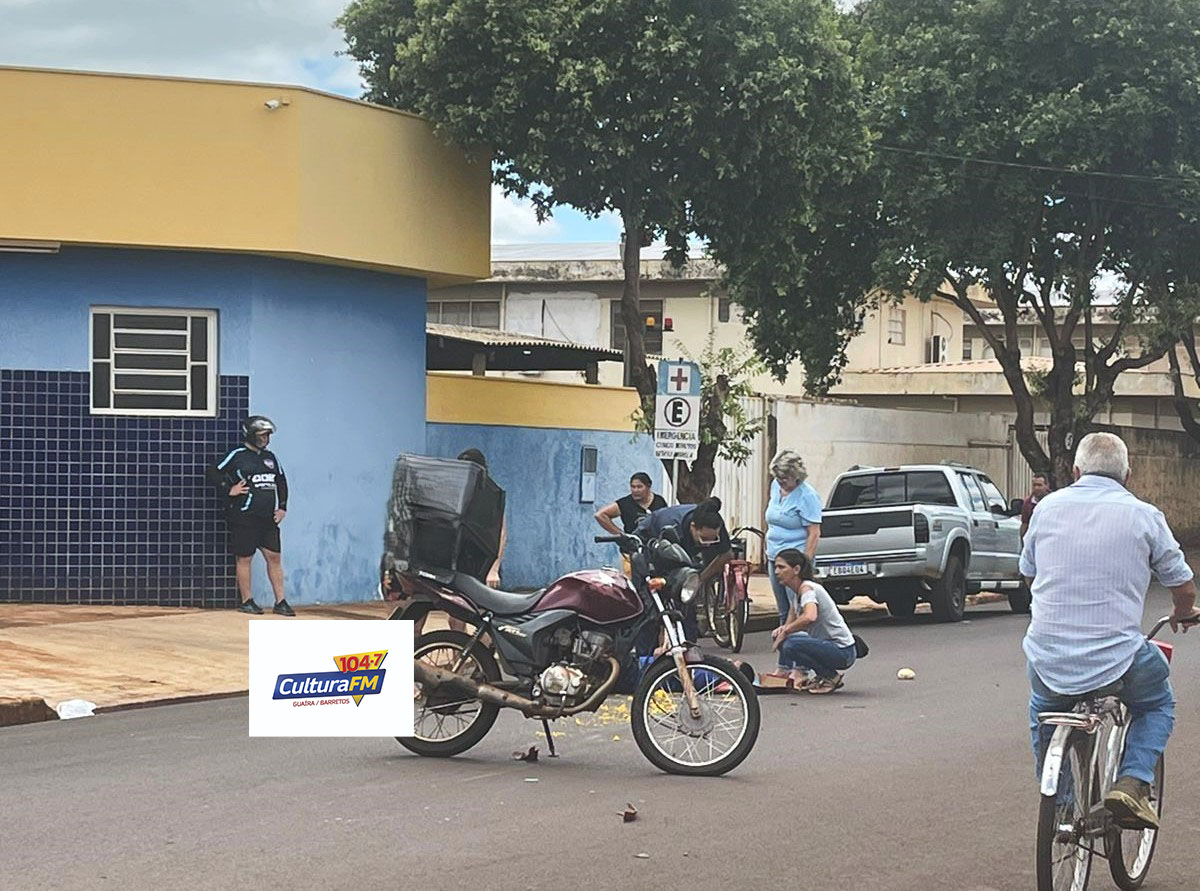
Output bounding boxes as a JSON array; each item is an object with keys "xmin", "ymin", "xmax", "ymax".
[{"xmin": 926, "ymin": 334, "xmax": 948, "ymax": 364}]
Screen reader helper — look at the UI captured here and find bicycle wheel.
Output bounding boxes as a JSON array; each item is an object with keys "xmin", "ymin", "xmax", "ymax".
[
  {"xmin": 1036, "ymin": 733, "xmax": 1094, "ymax": 891},
  {"xmin": 1107, "ymin": 754, "xmax": 1163, "ymax": 890},
  {"xmin": 728, "ymin": 596, "xmax": 749, "ymax": 653},
  {"xmin": 705, "ymin": 577, "xmax": 734, "ymax": 649}
]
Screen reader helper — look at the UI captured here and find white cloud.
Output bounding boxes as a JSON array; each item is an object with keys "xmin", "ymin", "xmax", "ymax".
[
  {"xmin": 491, "ymin": 186, "xmax": 562, "ymax": 244},
  {"xmin": 0, "ymin": 0, "xmax": 363, "ymax": 94}
]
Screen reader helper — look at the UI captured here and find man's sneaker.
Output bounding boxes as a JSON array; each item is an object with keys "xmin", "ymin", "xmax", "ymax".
[
  {"xmin": 237, "ymin": 599, "xmax": 264, "ymax": 615},
  {"xmin": 1104, "ymin": 776, "xmax": 1159, "ymax": 830},
  {"xmin": 273, "ymin": 599, "xmax": 296, "ymax": 617}
]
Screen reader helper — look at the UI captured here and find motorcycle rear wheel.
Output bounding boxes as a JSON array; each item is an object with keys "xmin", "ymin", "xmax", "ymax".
[
  {"xmin": 631, "ymin": 654, "xmax": 760, "ymax": 776},
  {"xmin": 397, "ymin": 630, "xmax": 501, "ymax": 758}
]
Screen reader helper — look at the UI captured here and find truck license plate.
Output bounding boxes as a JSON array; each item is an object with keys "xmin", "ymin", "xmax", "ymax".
[{"xmin": 826, "ymin": 562, "xmax": 870, "ymax": 578}]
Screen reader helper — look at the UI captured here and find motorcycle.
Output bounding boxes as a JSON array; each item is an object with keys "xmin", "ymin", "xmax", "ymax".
[{"xmin": 390, "ymin": 526, "xmax": 761, "ymax": 776}]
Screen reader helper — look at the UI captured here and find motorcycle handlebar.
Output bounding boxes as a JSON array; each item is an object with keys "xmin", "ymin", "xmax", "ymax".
[{"xmin": 594, "ymin": 535, "xmax": 624, "ymax": 543}]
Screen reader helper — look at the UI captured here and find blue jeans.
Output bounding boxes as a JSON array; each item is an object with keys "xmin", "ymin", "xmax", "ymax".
[
  {"xmin": 779, "ymin": 632, "xmax": 856, "ymax": 678},
  {"xmin": 1028, "ymin": 639, "xmax": 1174, "ymax": 785},
  {"xmin": 768, "ymin": 560, "xmax": 790, "ymax": 625}
]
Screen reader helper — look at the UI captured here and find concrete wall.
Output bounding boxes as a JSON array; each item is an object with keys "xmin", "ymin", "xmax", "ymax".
[
  {"xmin": 424, "ymin": 374, "xmax": 656, "ymax": 588},
  {"xmin": 1109, "ymin": 425, "xmax": 1200, "ymax": 543},
  {"xmin": 772, "ymin": 400, "xmax": 1014, "ymax": 503},
  {"xmin": 425, "ymin": 424, "xmax": 658, "ymax": 588},
  {"xmin": 1, "ymin": 247, "xmax": 427, "ymax": 605}
]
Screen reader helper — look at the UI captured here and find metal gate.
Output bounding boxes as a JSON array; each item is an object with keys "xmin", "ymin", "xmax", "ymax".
[
  {"xmin": 712, "ymin": 396, "xmax": 770, "ymax": 568},
  {"xmin": 1007, "ymin": 426, "xmax": 1050, "ymax": 500}
]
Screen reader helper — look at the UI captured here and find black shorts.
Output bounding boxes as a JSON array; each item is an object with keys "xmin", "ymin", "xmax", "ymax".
[{"xmin": 229, "ymin": 517, "xmax": 281, "ymax": 557}]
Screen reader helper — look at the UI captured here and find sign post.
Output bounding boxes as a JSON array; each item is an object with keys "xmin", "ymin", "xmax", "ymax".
[{"xmin": 654, "ymin": 360, "xmax": 701, "ymax": 502}]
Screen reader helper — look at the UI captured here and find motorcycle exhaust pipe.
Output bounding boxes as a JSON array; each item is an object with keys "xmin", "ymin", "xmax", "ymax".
[{"xmin": 413, "ymin": 656, "xmax": 621, "ymax": 719}]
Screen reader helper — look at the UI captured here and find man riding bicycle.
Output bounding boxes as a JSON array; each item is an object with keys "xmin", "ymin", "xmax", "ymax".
[{"xmin": 1021, "ymin": 432, "xmax": 1199, "ymax": 830}]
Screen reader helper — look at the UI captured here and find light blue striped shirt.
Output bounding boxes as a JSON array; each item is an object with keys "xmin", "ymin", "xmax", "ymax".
[{"xmin": 1020, "ymin": 474, "xmax": 1193, "ymax": 695}]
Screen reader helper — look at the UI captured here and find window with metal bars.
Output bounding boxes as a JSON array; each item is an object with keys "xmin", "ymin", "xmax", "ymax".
[{"xmin": 90, "ymin": 307, "xmax": 218, "ymax": 416}]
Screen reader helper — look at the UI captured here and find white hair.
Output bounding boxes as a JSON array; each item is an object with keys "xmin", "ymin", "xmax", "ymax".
[
  {"xmin": 1074, "ymin": 432, "xmax": 1130, "ymax": 481},
  {"xmin": 769, "ymin": 449, "xmax": 808, "ymax": 484}
]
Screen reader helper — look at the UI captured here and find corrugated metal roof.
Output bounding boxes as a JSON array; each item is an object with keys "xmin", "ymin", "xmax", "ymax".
[{"xmin": 426, "ymin": 323, "xmax": 623, "ymax": 358}]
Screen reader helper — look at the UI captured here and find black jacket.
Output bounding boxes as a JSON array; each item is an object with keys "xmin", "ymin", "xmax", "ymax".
[{"xmin": 207, "ymin": 446, "xmax": 289, "ymax": 519}]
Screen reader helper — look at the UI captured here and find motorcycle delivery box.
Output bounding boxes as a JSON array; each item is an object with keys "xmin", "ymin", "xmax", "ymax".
[{"xmin": 380, "ymin": 453, "xmax": 505, "ymax": 594}]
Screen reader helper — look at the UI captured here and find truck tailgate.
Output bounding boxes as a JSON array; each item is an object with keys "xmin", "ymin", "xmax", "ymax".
[{"xmin": 818, "ymin": 506, "xmax": 917, "ymax": 561}]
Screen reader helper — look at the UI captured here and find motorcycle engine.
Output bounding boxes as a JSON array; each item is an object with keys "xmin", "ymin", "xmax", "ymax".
[{"xmin": 535, "ymin": 629, "xmax": 615, "ymax": 705}]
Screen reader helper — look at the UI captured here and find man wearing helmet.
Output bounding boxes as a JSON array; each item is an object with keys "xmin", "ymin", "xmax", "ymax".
[{"xmin": 207, "ymin": 415, "xmax": 294, "ymax": 616}]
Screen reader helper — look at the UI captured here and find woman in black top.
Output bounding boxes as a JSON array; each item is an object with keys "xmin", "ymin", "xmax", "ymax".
[{"xmin": 594, "ymin": 472, "xmax": 668, "ymax": 534}]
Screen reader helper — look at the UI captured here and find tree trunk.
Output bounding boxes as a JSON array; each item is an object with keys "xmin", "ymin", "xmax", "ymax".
[
  {"xmin": 619, "ymin": 215, "xmax": 655, "ymax": 399},
  {"xmin": 1168, "ymin": 345, "xmax": 1200, "ymax": 441},
  {"xmin": 1042, "ymin": 346, "xmax": 1077, "ymax": 488}
]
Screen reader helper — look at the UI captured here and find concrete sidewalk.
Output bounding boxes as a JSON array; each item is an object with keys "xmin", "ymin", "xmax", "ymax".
[{"xmin": 0, "ymin": 576, "xmax": 996, "ymax": 727}]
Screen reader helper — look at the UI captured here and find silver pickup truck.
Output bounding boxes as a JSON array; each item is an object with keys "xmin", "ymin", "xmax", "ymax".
[{"xmin": 813, "ymin": 463, "xmax": 1029, "ymax": 622}]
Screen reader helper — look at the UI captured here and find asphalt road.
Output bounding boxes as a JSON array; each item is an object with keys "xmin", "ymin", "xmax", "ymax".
[{"xmin": 6, "ymin": 589, "xmax": 1200, "ymax": 891}]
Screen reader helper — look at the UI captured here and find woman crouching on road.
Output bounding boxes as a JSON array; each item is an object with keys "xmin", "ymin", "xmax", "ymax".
[{"xmin": 769, "ymin": 548, "xmax": 856, "ymax": 694}]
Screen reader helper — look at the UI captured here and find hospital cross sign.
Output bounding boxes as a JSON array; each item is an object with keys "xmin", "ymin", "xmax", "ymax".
[{"xmin": 655, "ymin": 360, "xmax": 701, "ymax": 460}]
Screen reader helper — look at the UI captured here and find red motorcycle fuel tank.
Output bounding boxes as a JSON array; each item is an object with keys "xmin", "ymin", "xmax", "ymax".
[{"xmin": 533, "ymin": 569, "xmax": 643, "ymax": 624}]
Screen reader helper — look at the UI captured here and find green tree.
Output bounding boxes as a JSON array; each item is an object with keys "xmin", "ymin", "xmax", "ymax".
[
  {"xmin": 744, "ymin": 0, "xmax": 1200, "ymax": 486},
  {"xmin": 338, "ymin": 0, "xmax": 867, "ymax": 497}
]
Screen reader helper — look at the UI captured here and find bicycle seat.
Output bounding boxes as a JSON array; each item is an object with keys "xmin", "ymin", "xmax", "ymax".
[{"xmin": 451, "ymin": 572, "xmax": 545, "ymax": 616}]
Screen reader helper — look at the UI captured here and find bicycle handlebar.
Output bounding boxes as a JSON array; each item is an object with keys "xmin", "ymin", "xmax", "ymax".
[
  {"xmin": 731, "ymin": 526, "xmax": 765, "ymax": 540},
  {"xmin": 1146, "ymin": 613, "xmax": 1200, "ymax": 640}
]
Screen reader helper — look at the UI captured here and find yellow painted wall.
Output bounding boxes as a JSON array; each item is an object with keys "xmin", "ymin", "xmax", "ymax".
[
  {"xmin": 427, "ymin": 373, "xmax": 642, "ymax": 432},
  {"xmin": 0, "ymin": 67, "xmax": 490, "ymax": 285}
]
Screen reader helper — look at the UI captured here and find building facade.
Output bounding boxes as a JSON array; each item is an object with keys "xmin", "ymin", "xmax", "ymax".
[
  {"xmin": 430, "ymin": 243, "xmax": 966, "ymax": 392},
  {"xmin": 0, "ymin": 67, "xmax": 490, "ymax": 606}
]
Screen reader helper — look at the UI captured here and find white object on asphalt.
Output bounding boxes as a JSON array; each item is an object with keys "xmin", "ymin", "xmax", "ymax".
[
  {"xmin": 897, "ymin": 668, "xmax": 916, "ymax": 681},
  {"xmin": 56, "ymin": 699, "xmax": 97, "ymax": 719},
  {"xmin": 524, "ymin": 778, "xmax": 539, "ymax": 783}
]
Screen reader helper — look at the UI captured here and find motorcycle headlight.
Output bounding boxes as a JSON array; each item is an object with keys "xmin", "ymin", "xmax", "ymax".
[{"xmin": 678, "ymin": 570, "xmax": 701, "ymax": 604}]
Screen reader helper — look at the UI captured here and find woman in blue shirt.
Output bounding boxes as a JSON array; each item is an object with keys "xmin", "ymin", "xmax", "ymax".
[{"xmin": 764, "ymin": 450, "xmax": 823, "ymax": 626}]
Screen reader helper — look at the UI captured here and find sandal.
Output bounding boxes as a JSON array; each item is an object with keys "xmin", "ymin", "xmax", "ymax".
[
  {"xmin": 789, "ymin": 672, "xmax": 814, "ymax": 691},
  {"xmin": 808, "ymin": 674, "xmax": 845, "ymax": 695}
]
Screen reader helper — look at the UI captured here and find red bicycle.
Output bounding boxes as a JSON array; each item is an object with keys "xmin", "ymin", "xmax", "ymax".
[{"xmin": 701, "ymin": 526, "xmax": 763, "ymax": 653}]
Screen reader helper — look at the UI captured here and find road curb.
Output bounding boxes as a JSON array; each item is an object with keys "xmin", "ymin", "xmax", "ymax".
[
  {"xmin": 0, "ymin": 697, "xmax": 59, "ymax": 728},
  {"xmin": 93, "ymin": 690, "xmax": 249, "ymax": 716}
]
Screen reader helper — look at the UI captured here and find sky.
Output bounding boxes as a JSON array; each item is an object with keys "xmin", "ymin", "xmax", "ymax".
[{"xmin": 0, "ymin": 0, "xmax": 618, "ymax": 245}]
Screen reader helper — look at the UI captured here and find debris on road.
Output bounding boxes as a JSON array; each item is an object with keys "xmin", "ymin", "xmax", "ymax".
[
  {"xmin": 897, "ymin": 668, "xmax": 916, "ymax": 680},
  {"xmin": 634, "ymin": 853, "xmax": 650, "ymax": 860},
  {"xmin": 619, "ymin": 803, "xmax": 638, "ymax": 823},
  {"xmin": 55, "ymin": 699, "xmax": 96, "ymax": 719},
  {"xmin": 524, "ymin": 777, "xmax": 539, "ymax": 783},
  {"xmin": 512, "ymin": 746, "xmax": 539, "ymax": 763}
]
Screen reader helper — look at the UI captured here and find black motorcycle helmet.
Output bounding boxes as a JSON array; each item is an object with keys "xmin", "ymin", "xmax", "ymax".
[{"xmin": 242, "ymin": 415, "xmax": 276, "ymax": 444}]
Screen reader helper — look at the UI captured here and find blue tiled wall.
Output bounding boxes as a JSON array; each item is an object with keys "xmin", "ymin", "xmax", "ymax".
[
  {"xmin": 1, "ymin": 247, "xmax": 429, "ymax": 604},
  {"xmin": 0, "ymin": 369, "xmax": 250, "ymax": 605}
]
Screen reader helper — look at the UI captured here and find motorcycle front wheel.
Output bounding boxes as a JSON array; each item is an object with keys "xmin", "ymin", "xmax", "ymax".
[
  {"xmin": 397, "ymin": 629, "xmax": 501, "ymax": 758},
  {"xmin": 630, "ymin": 654, "xmax": 760, "ymax": 776}
]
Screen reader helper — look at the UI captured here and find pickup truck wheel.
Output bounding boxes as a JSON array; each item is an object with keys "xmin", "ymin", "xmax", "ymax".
[
  {"xmin": 1009, "ymin": 582, "xmax": 1032, "ymax": 614},
  {"xmin": 929, "ymin": 554, "xmax": 966, "ymax": 622},
  {"xmin": 885, "ymin": 595, "xmax": 917, "ymax": 619}
]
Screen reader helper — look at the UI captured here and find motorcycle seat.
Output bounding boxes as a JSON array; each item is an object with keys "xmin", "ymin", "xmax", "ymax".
[{"xmin": 452, "ymin": 572, "xmax": 545, "ymax": 616}]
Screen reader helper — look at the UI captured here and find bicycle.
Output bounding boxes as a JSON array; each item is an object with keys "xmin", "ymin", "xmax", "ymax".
[
  {"xmin": 1034, "ymin": 614, "xmax": 1200, "ymax": 891},
  {"xmin": 702, "ymin": 526, "xmax": 763, "ymax": 654}
]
